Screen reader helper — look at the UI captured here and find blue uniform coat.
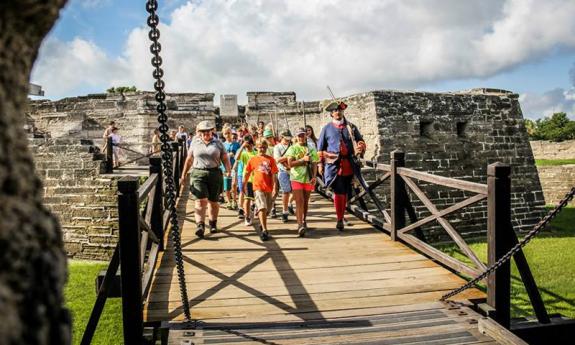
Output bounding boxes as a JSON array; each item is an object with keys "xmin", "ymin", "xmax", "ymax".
[{"xmin": 317, "ymin": 121, "xmax": 364, "ymax": 188}]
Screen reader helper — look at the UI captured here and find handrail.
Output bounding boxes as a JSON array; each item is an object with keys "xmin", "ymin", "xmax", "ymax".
[
  {"xmin": 397, "ymin": 167, "xmax": 488, "ymax": 194},
  {"xmin": 138, "ymin": 173, "xmax": 159, "ymax": 203}
]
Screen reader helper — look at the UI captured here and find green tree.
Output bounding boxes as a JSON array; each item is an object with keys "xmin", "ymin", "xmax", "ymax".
[
  {"xmin": 107, "ymin": 85, "xmax": 138, "ymax": 94},
  {"xmin": 535, "ymin": 112, "xmax": 575, "ymax": 142}
]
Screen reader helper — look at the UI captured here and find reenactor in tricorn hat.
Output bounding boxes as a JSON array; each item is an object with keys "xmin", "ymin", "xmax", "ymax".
[{"xmin": 317, "ymin": 101, "xmax": 366, "ymax": 231}]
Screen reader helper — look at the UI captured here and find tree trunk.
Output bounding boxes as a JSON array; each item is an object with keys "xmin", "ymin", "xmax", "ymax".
[{"xmin": 0, "ymin": 1, "xmax": 70, "ymax": 344}]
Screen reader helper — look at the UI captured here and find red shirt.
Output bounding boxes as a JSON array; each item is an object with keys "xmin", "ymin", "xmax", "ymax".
[{"xmin": 245, "ymin": 155, "xmax": 279, "ymax": 192}]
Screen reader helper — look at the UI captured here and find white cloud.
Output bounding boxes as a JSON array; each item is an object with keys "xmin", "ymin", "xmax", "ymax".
[
  {"xmin": 31, "ymin": 37, "xmax": 132, "ymax": 98},
  {"xmin": 519, "ymin": 88, "xmax": 575, "ymax": 120},
  {"xmin": 32, "ymin": 0, "xmax": 575, "ymax": 102}
]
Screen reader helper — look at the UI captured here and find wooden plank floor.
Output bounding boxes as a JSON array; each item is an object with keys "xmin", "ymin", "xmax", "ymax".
[{"xmin": 145, "ymin": 189, "xmax": 496, "ymax": 343}]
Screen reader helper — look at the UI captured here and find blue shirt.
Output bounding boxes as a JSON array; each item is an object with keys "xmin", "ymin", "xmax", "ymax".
[{"xmin": 221, "ymin": 141, "xmax": 240, "ymax": 173}]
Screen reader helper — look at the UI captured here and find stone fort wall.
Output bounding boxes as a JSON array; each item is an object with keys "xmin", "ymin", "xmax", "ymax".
[{"xmin": 530, "ymin": 140, "xmax": 575, "ymax": 206}]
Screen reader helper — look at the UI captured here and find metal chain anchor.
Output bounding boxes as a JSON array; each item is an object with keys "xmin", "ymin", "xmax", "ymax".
[
  {"xmin": 441, "ymin": 186, "xmax": 575, "ymax": 301},
  {"xmin": 146, "ymin": 0, "xmax": 192, "ymax": 321}
]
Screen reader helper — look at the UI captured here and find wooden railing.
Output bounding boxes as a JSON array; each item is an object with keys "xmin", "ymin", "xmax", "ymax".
[
  {"xmin": 81, "ymin": 151, "xmax": 187, "ymax": 345},
  {"xmin": 104, "ymin": 135, "xmax": 188, "ymax": 174},
  {"xmin": 317, "ymin": 150, "xmax": 549, "ymax": 329}
]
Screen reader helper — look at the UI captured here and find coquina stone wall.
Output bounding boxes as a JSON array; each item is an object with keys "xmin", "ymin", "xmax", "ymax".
[
  {"xmin": 530, "ymin": 140, "xmax": 575, "ymax": 160},
  {"xmin": 536, "ymin": 165, "xmax": 575, "ymax": 206},
  {"xmin": 27, "ymin": 92, "xmax": 243, "ymax": 164},
  {"xmin": 530, "ymin": 140, "xmax": 575, "ymax": 206},
  {"xmin": 245, "ymin": 89, "xmax": 545, "ymax": 240},
  {"xmin": 31, "ymin": 138, "xmax": 120, "ymax": 260}
]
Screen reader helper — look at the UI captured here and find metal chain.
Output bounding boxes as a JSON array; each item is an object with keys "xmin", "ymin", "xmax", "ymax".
[
  {"xmin": 146, "ymin": 0, "xmax": 192, "ymax": 320},
  {"xmin": 441, "ymin": 186, "xmax": 575, "ymax": 301}
]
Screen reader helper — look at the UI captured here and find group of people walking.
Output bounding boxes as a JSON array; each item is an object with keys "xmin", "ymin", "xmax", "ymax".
[{"xmin": 179, "ymin": 101, "xmax": 366, "ymax": 241}]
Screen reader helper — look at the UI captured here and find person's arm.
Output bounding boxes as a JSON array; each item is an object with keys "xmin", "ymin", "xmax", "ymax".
[
  {"xmin": 179, "ymin": 149, "xmax": 194, "ymax": 185},
  {"xmin": 317, "ymin": 126, "xmax": 327, "ymax": 174},
  {"xmin": 222, "ymin": 152, "xmax": 231, "ymax": 176},
  {"xmin": 242, "ymin": 169, "xmax": 252, "ymax": 194},
  {"xmin": 352, "ymin": 124, "xmax": 366, "ymax": 154}
]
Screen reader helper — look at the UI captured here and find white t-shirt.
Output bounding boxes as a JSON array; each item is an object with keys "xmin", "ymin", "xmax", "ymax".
[{"xmin": 273, "ymin": 143, "xmax": 291, "ymax": 171}]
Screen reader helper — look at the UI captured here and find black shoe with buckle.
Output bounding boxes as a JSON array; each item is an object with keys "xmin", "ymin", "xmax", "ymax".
[
  {"xmin": 260, "ymin": 229, "xmax": 269, "ymax": 241},
  {"xmin": 336, "ymin": 220, "xmax": 344, "ymax": 232},
  {"xmin": 281, "ymin": 213, "xmax": 289, "ymax": 223},
  {"xmin": 195, "ymin": 222, "xmax": 205, "ymax": 238},
  {"xmin": 209, "ymin": 220, "xmax": 218, "ymax": 233}
]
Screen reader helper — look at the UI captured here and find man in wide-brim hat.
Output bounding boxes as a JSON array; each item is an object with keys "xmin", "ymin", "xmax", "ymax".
[{"xmin": 317, "ymin": 101, "xmax": 366, "ymax": 231}]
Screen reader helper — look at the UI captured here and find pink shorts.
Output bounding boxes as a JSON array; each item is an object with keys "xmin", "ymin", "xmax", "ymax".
[{"xmin": 291, "ymin": 181, "xmax": 314, "ymax": 191}]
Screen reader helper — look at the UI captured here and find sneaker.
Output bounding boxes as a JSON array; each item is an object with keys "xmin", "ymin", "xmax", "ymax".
[
  {"xmin": 209, "ymin": 220, "xmax": 218, "ymax": 233},
  {"xmin": 281, "ymin": 213, "xmax": 289, "ymax": 223},
  {"xmin": 250, "ymin": 203, "xmax": 256, "ymax": 214},
  {"xmin": 238, "ymin": 208, "xmax": 245, "ymax": 219},
  {"xmin": 343, "ymin": 218, "xmax": 352, "ymax": 226},
  {"xmin": 271, "ymin": 207, "xmax": 277, "ymax": 218},
  {"xmin": 245, "ymin": 217, "xmax": 252, "ymax": 226},
  {"xmin": 336, "ymin": 220, "xmax": 344, "ymax": 232},
  {"xmin": 288, "ymin": 205, "xmax": 295, "ymax": 216},
  {"xmin": 260, "ymin": 229, "xmax": 269, "ymax": 241},
  {"xmin": 303, "ymin": 221, "xmax": 309, "ymax": 230},
  {"xmin": 231, "ymin": 201, "xmax": 238, "ymax": 210},
  {"xmin": 298, "ymin": 225, "xmax": 306, "ymax": 238},
  {"xmin": 195, "ymin": 223, "xmax": 205, "ymax": 238},
  {"xmin": 225, "ymin": 202, "xmax": 234, "ymax": 210}
]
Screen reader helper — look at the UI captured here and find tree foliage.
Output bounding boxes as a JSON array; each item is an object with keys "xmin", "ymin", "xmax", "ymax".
[
  {"xmin": 106, "ymin": 86, "xmax": 138, "ymax": 94},
  {"xmin": 527, "ymin": 112, "xmax": 575, "ymax": 142}
]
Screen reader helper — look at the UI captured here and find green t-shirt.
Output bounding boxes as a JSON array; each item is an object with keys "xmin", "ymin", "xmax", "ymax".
[
  {"xmin": 285, "ymin": 144, "xmax": 319, "ymax": 183},
  {"xmin": 238, "ymin": 150, "xmax": 257, "ymax": 183}
]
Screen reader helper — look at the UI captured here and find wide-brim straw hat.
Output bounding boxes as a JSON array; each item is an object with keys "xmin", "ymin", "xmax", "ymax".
[{"xmin": 196, "ymin": 120, "xmax": 214, "ymax": 131}]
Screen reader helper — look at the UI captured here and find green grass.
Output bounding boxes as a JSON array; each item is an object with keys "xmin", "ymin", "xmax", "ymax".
[
  {"xmin": 66, "ymin": 261, "xmax": 123, "ymax": 345},
  {"xmin": 535, "ymin": 159, "xmax": 575, "ymax": 166},
  {"xmin": 440, "ymin": 206, "xmax": 575, "ymax": 319}
]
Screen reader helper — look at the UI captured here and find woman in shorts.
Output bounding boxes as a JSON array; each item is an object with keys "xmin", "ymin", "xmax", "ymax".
[{"xmin": 180, "ymin": 121, "xmax": 231, "ymax": 238}]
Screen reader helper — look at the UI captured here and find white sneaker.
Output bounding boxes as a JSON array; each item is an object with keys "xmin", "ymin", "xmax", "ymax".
[{"xmin": 245, "ymin": 217, "xmax": 252, "ymax": 226}]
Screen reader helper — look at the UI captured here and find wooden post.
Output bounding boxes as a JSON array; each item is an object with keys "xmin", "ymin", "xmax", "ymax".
[
  {"xmin": 149, "ymin": 157, "xmax": 164, "ymax": 251},
  {"xmin": 390, "ymin": 151, "xmax": 406, "ymax": 241},
  {"xmin": 487, "ymin": 162, "xmax": 512, "ymax": 329},
  {"xmin": 117, "ymin": 177, "xmax": 143, "ymax": 344},
  {"xmin": 172, "ymin": 142, "xmax": 180, "ymax": 196},
  {"xmin": 105, "ymin": 136, "xmax": 114, "ymax": 173}
]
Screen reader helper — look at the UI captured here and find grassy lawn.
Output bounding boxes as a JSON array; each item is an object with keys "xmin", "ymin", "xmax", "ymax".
[
  {"xmin": 441, "ymin": 206, "xmax": 575, "ymax": 319},
  {"xmin": 66, "ymin": 261, "xmax": 122, "ymax": 345},
  {"xmin": 535, "ymin": 159, "xmax": 575, "ymax": 166}
]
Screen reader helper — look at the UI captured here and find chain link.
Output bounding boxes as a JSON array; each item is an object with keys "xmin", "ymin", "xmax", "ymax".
[
  {"xmin": 441, "ymin": 186, "xmax": 575, "ymax": 301},
  {"xmin": 146, "ymin": 0, "xmax": 192, "ymax": 321}
]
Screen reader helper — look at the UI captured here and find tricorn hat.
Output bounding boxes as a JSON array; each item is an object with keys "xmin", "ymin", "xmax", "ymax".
[{"xmin": 325, "ymin": 101, "xmax": 348, "ymax": 112}]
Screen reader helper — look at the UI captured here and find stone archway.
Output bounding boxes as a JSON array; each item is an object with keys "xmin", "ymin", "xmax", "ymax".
[{"xmin": 0, "ymin": 1, "xmax": 70, "ymax": 344}]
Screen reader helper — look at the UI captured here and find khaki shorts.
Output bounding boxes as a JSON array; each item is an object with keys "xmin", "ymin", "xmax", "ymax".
[{"xmin": 254, "ymin": 191, "xmax": 273, "ymax": 214}]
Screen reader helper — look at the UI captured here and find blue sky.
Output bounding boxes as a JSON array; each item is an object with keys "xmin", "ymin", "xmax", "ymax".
[{"xmin": 32, "ymin": 0, "xmax": 575, "ymax": 119}]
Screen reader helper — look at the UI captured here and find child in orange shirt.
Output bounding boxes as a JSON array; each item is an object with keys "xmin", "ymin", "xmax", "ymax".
[{"xmin": 243, "ymin": 139, "xmax": 279, "ymax": 241}]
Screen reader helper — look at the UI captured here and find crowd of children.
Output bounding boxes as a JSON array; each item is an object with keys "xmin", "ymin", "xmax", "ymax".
[{"xmin": 179, "ymin": 100, "xmax": 365, "ymax": 242}]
